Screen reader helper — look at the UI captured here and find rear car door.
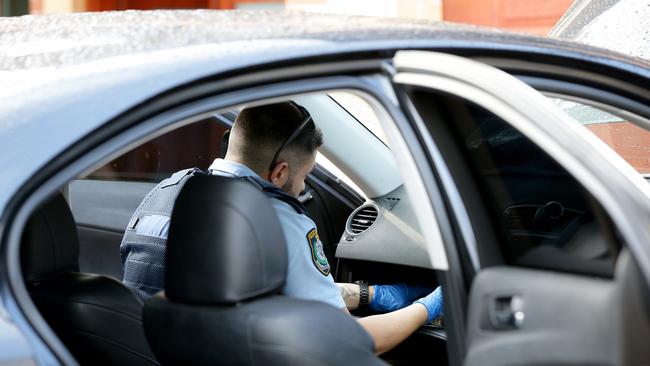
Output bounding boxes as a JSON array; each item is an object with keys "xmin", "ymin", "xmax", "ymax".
[{"xmin": 389, "ymin": 50, "xmax": 650, "ymax": 366}]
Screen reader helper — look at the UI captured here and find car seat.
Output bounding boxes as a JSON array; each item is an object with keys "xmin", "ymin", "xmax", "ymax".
[
  {"xmin": 143, "ymin": 175, "xmax": 384, "ymax": 365},
  {"xmin": 20, "ymin": 193, "xmax": 158, "ymax": 365}
]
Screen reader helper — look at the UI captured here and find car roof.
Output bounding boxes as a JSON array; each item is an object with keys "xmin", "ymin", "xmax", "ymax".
[
  {"xmin": 3, "ymin": 10, "xmax": 647, "ymax": 71},
  {"xmin": 0, "ymin": 10, "xmax": 649, "ymax": 213}
]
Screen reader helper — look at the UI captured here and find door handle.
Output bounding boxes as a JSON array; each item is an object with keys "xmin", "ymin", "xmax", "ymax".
[{"xmin": 489, "ymin": 295, "xmax": 525, "ymax": 330}]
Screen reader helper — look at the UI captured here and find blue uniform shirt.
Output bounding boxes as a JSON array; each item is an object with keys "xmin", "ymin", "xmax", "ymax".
[{"xmin": 209, "ymin": 159, "xmax": 345, "ymax": 309}]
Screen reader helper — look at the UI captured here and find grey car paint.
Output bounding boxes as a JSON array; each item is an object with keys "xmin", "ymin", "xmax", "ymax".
[{"xmin": 0, "ymin": 302, "xmax": 33, "ymax": 365}]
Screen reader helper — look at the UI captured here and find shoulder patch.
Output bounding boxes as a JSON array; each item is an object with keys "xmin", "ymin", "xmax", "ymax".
[{"xmin": 306, "ymin": 228, "xmax": 330, "ymax": 276}]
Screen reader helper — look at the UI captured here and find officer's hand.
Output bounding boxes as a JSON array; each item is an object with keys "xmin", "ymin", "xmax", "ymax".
[
  {"xmin": 369, "ymin": 283, "xmax": 434, "ymax": 312},
  {"xmin": 414, "ymin": 286, "xmax": 443, "ymax": 323}
]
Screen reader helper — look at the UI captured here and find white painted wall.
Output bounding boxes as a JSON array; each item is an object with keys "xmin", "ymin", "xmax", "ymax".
[{"xmin": 286, "ymin": 0, "xmax": 442, "ymax": 20}]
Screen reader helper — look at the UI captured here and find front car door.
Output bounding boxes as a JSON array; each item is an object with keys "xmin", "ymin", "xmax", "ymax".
[{"xmin": 388, "ymin": 50, "xmax": 650, "ymax": 365}]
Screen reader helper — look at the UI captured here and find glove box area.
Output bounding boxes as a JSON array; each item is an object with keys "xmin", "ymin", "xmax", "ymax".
[{"xmin": 336, "ymin": 258, "xmax": 448, "ymax": 365}]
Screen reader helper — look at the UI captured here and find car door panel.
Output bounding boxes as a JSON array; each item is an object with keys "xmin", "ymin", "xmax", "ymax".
[
  {"xmin": 467, "ymin": 249, "xmax": 650, "ymax": 366},
  {"xmin": 69, "ymin": 180, "xmax": 155, "ymax": 231},
  {"xmin": 77, "ymin": 226, "xmax": 125, "ymax": 280},
  {"xmin": 615, "ymin": 250, "xmax": 650, "ymax": 366},
  {"xmin": 465, "ymin": 266, "xmax": 614, "ymax": 366},
  {"xmin": 390, "ymin": 50, "xmax": 650, "ymax": 366},
  {"xmin": 69, "ymin": 179, "xmax": 156, "ymax": 279}
]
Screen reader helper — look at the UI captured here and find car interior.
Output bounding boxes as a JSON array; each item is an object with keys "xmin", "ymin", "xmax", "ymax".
[
  {"xmin": 17, "ymin": 84, "xmax": 650, "ymax": 365},
  {"xmin": 19, "ymin": 91, "xmax": 448, "ymax": 365}
]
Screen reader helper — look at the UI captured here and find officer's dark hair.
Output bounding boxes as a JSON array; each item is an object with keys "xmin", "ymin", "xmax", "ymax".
[{"xmin": 229, "ymin": 101, "xmax": 323, "ymax": 169}]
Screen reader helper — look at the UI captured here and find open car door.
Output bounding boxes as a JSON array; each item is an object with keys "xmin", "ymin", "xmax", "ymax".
[{"xmin": 389, "ymin": 51, "xmax": 650, "ymax": 366}]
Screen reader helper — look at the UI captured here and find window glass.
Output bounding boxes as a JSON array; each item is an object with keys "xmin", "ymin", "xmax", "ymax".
[
  {"xmin": 329, "ymin": 92, "xmax": 388, "ymax": 146},
  {"xmin": 414, "ymin": 92, "xmax": 620, "ymax": 276},
  {"xmin": 87, "ymin": 108, "xmax": 365, "ymax": 198},
  {"xmin": 551, "ymin": 98, "xmax": 650, "ymax": 174},
  {"xmin": 316, "ymin": 153, "xmax": 365, "ymax": 197},
  {"xmin": 88, "ymin": 117, "xmax": 230, "ymax": 182},
  {"xmin": 468, "ymin": 102, "xmax": 617, "ymax": 275}
]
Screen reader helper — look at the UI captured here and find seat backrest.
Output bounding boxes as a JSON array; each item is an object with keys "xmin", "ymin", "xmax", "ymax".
[
  {"xmin": 21, "ymin": 193, "xmax": 158, "ymax": 366},
  {"xmin": 143, "ymin": 175, "xmax": 383, "ymax": 365}
]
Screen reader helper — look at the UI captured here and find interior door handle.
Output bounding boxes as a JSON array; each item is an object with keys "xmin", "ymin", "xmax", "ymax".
[{"xmin": 489, "ymin": 295, "xmax": 525, "ymax": 330}]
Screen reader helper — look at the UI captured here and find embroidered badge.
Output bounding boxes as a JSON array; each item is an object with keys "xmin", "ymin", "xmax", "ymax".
[{"xmin": 306, "ymin": 229, "xmax": 330, "ymax": 276}]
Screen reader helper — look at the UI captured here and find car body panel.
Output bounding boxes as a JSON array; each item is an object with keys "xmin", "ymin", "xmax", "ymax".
[
  {"xmin": 0, "ymin": 303, "xmax": 33, "ymax": 364},
  {"xmin": 4, "ymin": 10, "xmax": 647, "ymax": 72}
]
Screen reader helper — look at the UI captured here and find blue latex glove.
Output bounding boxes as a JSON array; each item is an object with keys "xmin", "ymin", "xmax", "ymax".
[
  {"xmin": 414, "ymin": 286, "xmax": 443, "ymax": 323},
  {"xmin": 368, "ymin": 283, "xmax": 434, "ymax": 312}
]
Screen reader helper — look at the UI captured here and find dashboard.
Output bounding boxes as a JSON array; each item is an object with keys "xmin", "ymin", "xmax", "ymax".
[{"xmin": 335, "ymin": 185, "xmax": 433, "ymax": 269}]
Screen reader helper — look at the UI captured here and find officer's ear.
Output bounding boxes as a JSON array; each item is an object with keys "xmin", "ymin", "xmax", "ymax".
[{"xmin": 269, "ymin": 161, "xmax": 290, "ymax": 189}]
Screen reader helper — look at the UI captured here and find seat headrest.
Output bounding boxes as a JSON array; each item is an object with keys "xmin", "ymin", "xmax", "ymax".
[
  {"xmin": 165, "ymin": 175, "xmax": 287, "ymax": 305},
  {"xmin": 21, "ymin": 193, "xmax": 80, "ymax": 283}
]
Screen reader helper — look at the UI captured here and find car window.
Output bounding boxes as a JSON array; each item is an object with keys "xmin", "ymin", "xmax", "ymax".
[
  {"xmin": 87, "ymin": 108, "xmax": 367, "ymax": 197},
  {"xmin": 316, "ymin": 153, "xmax": 366, "ymax": 197},
  {"xmin": 464, "ymin": 101, "xmax": 619, "ymax": 275},
  {"xmin": 329, "ymin": 92, "xmax": 389, "ymax": 147},
  {"xmin": 88, "ymin": 116, "xmax": 230, "ymax": 182},
  {"xmin": 550, "ymin": 97, "xmax": 650, "ymax": 174},
  {"xmin": 409, "ymin": 90, "xmax": 621, "ymax": 277}
]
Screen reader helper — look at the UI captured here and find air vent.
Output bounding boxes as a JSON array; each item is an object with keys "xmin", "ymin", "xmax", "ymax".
[{"xmin": 346, "ymin": 204, "xmax": 379, "ymax": 235}]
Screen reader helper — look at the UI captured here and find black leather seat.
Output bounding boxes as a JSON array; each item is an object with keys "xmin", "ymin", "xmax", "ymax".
[
  {"xmin": 143, "ymin": 175, "xmax": 384, "ymax": 366},
  {"xmin": 21, "ymin": 193, "xmax": 158, "ymax": 366}
]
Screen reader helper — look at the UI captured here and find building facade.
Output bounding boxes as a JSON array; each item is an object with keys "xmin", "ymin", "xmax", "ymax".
[{"xmin": 25, "ymin": 0, "xmax": 572, "ymax": 35}]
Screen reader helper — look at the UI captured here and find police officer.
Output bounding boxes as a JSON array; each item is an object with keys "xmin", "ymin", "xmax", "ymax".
[
  {"xmin": 121, "ymin": 101, "xmax": 443, "ymax": 354},
  {"xmin": 208, "ymin": 101, "xmax": 443, "ymax": 354}
]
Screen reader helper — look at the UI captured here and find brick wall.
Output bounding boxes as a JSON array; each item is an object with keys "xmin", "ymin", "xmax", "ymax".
[
  {"xmin": 442, "ymin": 0, "xmax": 574, "ymax": 35},
  {"xmin": 586, "ymin": 122, "xmax": 650, "ymax": 174}
]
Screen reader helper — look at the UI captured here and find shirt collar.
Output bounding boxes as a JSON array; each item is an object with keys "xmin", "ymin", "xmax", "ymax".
[
  {"xmin": 209, "ymin": 158, "xmax": 307, "ymax": 215},
  {"xmin": 208, "ymin": 158, "xmax": 265, "ymax": 180}
]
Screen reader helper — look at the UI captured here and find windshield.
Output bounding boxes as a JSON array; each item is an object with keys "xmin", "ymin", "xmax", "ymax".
[
  {"xmin": 329, "ymin": 92, "xmax": 389, "ymax": 146},
  {"xmin": 550, "ymin": 0, "xmax": 650, "ymax": 61}
]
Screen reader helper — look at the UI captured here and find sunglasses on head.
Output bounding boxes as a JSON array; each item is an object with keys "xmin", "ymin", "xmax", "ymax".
[{"xmin": 268, "ymin": 103, "xmax": 313, "ymax": 171}]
